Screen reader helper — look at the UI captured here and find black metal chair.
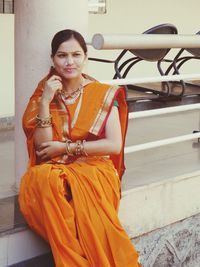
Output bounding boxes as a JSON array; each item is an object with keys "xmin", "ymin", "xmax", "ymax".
[
  {"xmin": 89, "ymin": 23, "xmax": 178, "ymax": 101},
  {"xmin": 165, "ymin": 30, "xmax": 200, "ymax": 96}
]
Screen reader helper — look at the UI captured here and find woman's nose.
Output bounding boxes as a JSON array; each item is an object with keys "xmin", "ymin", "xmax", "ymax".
[{"xmin": 65, "ymin": 56, "xmax": 73, "ymax": 65}]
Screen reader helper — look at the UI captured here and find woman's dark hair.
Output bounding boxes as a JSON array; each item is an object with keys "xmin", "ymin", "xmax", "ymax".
[{"xmin": 51, "ymin": 29, "xmax": 87, "ymax": 56}]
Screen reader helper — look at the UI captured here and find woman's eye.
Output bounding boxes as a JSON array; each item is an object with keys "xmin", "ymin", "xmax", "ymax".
[
  {"xmin": 74, "ymin": 53, "xmax": 81, "ymax": 57},
  {"xmin": 57, "ymin": 54, "xmax": 65, "ymax": 58}
]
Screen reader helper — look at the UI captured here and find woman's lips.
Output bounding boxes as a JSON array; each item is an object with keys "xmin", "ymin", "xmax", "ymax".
[{"xmin": 64, "ymin": 68, "xmax": 76, "ymax": 73}]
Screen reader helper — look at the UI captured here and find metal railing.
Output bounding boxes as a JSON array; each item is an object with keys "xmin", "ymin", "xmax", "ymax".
[
  {"xmin": 129, "ymin": 103, "xmax": 200, "ymax": 119},
  {"xmin": 89, "ymin": 32, "xmax": 200, "ymax": 152},
  {"xmin": 91, "ymin": 33, "xmax": 200, "ymax": 50},
  {"xmin": 100, "ymin": 73, "xmax": 200, "ymax": 86},
  {"xmin": 119, "ymin": 79, "xmax": 200, "ymax": 152},
  {"xmin": 123, "ymin": 87, "xmax": 200, "ymax": 153}
]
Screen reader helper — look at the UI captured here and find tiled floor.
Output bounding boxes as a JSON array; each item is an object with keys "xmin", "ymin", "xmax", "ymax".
[
  {"xmin": 127, "ymin": 81, "xmax": 200, "ymax": 102},
  {"xmin": 128, "ymin": 94, "xmax": 200, "ymax": 112}
]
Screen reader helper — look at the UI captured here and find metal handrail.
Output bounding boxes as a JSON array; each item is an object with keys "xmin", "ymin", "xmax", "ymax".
[
  {"xmin": 124, "ymin": 132, "xmax": 200, "ymax": 154},
  {"xmin": 129, "ymin": 103, "xmax": 200, "ymax": 119},
  {"xmin": 125, "ymin": 103, "xmax": 200, "ymax": 153},
  {"xmin": 91, "ymin": 34, "xmax": 200, "ymax": 50},
  {"xmin": 99, "ymin": 73, "xmax": 200, "ymax": 86}
]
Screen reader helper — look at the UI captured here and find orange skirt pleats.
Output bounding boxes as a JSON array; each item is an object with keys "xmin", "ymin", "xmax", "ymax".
[{"xmin": 19, "ymin": 158, "xmax": 140, "ymax": 267}]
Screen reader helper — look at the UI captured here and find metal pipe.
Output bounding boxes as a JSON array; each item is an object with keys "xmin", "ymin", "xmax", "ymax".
[
  {"xmin": 124, "ymin": 132, "xmax": 200, "ymax": 154},
  {"xmin": 129, "ymin": 103, "xmax": 200, "ymax": 119},
  {"xmin": 100, "ymin": 73, "xmax": 200, "ymax": 86},
  {"xmin": 91, "ymin": 34, "xmax": 200, "ymax": 50}
]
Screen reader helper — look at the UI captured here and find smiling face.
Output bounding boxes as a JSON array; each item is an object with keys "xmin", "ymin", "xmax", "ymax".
[{"xmin": 52, "ymin": 38, "xmax": 87, "ymax": 81}]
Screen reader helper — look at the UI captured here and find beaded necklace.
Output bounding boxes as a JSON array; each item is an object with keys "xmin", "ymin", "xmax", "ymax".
[{"xmin": 60, "ymin": 85, "xmax": 83, "ymax": 105}]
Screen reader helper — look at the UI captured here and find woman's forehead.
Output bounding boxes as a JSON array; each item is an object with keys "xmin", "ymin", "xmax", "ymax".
[{"xmin": 57, "ymin": 38, "xmax": 83, "ymax": 53}]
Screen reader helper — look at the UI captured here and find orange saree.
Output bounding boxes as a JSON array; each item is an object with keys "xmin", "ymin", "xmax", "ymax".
[{"xmin": 19, "ymin": 72, "xmax": 141, "ymax": 267}]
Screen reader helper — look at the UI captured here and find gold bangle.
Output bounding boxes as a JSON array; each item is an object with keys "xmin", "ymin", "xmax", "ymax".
[
  {"xmin": 75, "ymin": 140, "xmax": 82, "ymax": 156},
  {"xmin": 65, "ymin": 140, "xmax": 73, "ymax": 156},
  {"xmin": 36, "ymin": 114, "xmax": 52, "ymax": 128}
]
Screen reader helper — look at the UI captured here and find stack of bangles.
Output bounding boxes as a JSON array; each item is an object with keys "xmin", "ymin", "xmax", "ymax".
[
  {"xmin": 36, "ymin": 114, "xmax": 52, "ymax": 128},
  {"xmin": 66, "ymin": 139, "xmax": 88, "ymax": 157}
]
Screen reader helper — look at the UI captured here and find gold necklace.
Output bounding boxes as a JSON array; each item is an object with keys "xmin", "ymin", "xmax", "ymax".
[
  {"xmin": 61, "ymin": 86, "xmax": 81, "ymax": 98},
  {"xmin": 60, "ymin": 86, "xmax": 83, "ymax": 105}
]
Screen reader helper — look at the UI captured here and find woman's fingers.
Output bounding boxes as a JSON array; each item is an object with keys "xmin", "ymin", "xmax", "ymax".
[
  {"xmin": 39, "ymin": 143, "xmax": 47, "ymax": 149},
  {"xmin": 48, "ymin": 75, "xmax": 63, "ymax": 90},
  {"xmin": 49, "ymin": 75, "xmax": 62, "ymax": 82},
  {"xmin": 36, "ymin": 149, "xmax": 49, "ymax": 160},
  {"xmin": 46, "ymin": 80, "xmax": 62, "ymax": 91},
  {"xmin": 36, "ymin": 141, "xmax": 54, "ymax": 159},
  {"xmin": 42, "ymin": 77, "xmax": 63, "ymax": 102}
]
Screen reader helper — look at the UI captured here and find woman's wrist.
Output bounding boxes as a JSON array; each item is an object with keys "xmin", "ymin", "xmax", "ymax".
[
  {"xmin": 60, "ymin": 142, "xmax": 67, "ymax": 155},
  {"xmin": 65, "ymin": 140, "xmax": 88, "ymax": 157},
  {"xmin": 36, "ymin": 114, "xmax": 52, "ymax": 128},
  {"xmin": 40, "ymin": 97, "xmax": 50, "ymax": 106},
  {"xmin": 38, "ymin": 99, "xmax": 51, "ymax": 118}
]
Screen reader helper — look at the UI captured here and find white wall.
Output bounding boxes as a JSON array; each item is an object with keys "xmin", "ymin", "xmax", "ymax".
[{"xmin": 0, "ymin": 14, "xmax": 14, "ymax": 116}]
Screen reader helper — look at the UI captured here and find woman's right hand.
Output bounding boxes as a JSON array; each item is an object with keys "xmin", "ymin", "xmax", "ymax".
[
  {"xmin": 41, "ymin": 75, "xmax": 63, "ymax": 104},
  {"xmin": 36, "ymin": 141, "xmax": 66, "ymax": 161}
]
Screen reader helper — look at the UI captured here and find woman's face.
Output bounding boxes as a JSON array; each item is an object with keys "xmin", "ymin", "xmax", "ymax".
[{"xmin": 52, "ymin": 38, "xmax": 86, "ymax": 80}]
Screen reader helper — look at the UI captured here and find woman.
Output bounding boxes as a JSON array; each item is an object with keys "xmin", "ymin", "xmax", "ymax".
[{"xmin": 19, "ymin": 29, "xmax": 141, "ymax": 267}]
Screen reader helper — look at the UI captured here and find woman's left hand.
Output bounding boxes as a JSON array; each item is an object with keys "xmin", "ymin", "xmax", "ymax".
[{"xmin": 36, "ymin": 141, "xmax": 66, "ymax": 160}]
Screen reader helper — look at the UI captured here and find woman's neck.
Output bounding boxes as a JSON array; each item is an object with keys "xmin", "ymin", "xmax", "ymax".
[{"xmin": 62, "ymin": 76, "xmax": 83, "ymax": 94}]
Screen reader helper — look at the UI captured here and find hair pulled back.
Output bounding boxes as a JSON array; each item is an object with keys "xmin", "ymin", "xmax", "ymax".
[{"xmin": 51, "ymin": 29, "xmax": 87, "ymax": 56}]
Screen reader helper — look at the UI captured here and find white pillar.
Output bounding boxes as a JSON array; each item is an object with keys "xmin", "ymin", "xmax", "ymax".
[{"xmin": 15, "ymin": 0, "xmax": 88, "ymax": 188}]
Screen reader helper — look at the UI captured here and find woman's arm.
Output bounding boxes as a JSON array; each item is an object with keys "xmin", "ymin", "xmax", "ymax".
[
  {"xmin": 34, "ymin": 75, "xmax": 63, "ymax": 149},
  {"xmin": 79, "ymin": 105, "xmax": 122, "ymax": 155},
  {"xmin": 34, "ymin": 100, "xmax": 53, "ymax": 149},
  {"xmin": 36, "ymin": 105, "xmax": 122, "ymax": 161}
]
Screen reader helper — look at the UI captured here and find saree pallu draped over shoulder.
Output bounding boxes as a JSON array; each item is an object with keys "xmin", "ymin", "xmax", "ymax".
[{"xmin": 19, "ymin": 72, "xmax": 141, "ymax": 267}]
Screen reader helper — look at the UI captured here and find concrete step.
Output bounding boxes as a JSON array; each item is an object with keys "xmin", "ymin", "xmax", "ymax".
[{"xmin": 0, "ymin": 196, "xmax": 54, "ymax": 267}]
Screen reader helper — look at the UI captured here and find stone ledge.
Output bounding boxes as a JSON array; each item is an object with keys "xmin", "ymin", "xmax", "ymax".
[
  {"xmin": 119, "ymin": 170, "xmax": 200, "ymax": 237},
  {"xmin": 0, "ymin": 229, "xmax": 51, "ymax": 266},
  {"xmin": 8, "ymin": 252, "xmax": 55, "ymax": 267}
]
